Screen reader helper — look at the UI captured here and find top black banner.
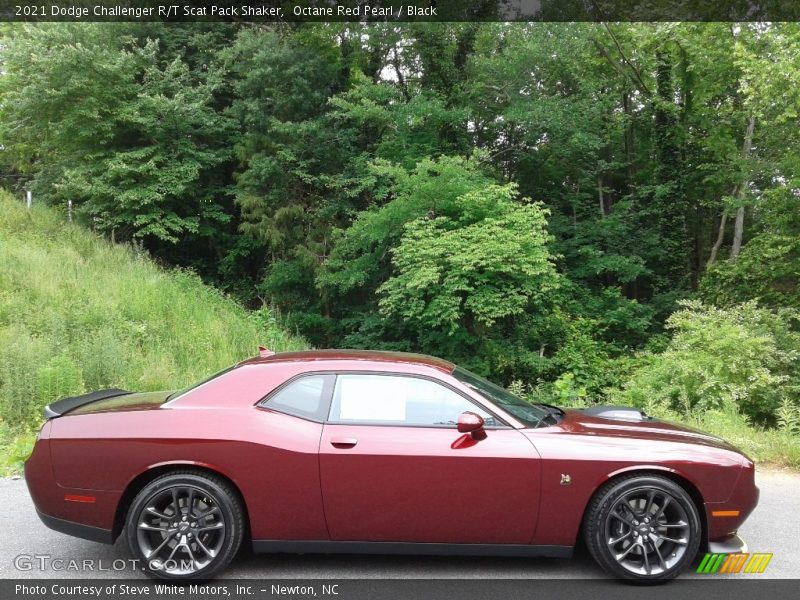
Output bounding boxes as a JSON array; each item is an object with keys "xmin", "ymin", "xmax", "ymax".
[{"xmin": 2, "ymin": 1, "xmax": 800, "ymax": 22}]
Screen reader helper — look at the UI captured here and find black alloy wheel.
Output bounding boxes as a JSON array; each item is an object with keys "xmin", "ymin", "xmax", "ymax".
[
  {"xmin": 584, "ymin": 474, "xmax": 701, "ymax": 582},
  {"xmin": 126, "ymin": 471, "xmax": 244, "ymax": 579}
]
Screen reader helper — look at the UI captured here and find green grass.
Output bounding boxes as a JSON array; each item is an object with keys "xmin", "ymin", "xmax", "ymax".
[
  {"xmin": 0, "ymin": 190, "xmax": 307, "ymax": 473},
  {"xmin": 648, "ymin": 403, "xmax": 800, "ymax": 470}
]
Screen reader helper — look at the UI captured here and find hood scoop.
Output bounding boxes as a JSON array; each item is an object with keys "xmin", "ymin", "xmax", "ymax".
[{"xmin": 582, "ymin": 405, "xmax": 650, "ymax": 422}]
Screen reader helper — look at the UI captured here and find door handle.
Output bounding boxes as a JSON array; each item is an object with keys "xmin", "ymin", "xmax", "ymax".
[{"xmin": 330, "ymin": 437, "xmax": 358, "ymax": 449}]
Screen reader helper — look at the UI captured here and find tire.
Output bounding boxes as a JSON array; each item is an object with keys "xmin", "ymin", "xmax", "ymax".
[
  {"xmin": 126, "ymin": 470, "xmax": 244, "ymax": 580},
  {"xmin": 583, "ymin": 474, "xmax": 701, "ymax": 582}
]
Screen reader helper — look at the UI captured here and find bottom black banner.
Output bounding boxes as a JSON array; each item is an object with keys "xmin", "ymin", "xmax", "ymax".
[{"xmin": 2, "ymin": 579, "xmax": 799, "ymax": 600}]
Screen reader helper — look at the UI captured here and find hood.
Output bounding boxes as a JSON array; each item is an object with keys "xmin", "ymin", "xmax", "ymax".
[{"xmin": 559, "ymin": 407, "xmax": 742, "ymax": 453}]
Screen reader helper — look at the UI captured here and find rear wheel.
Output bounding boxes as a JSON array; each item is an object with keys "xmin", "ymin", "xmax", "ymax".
[
  {"xmin": 584, "ymin": 474, "xmax": 701, "ymax": 582},
  {"xmin": 126, "ymin": 471, "xmax": 244, "ymax": 579}
]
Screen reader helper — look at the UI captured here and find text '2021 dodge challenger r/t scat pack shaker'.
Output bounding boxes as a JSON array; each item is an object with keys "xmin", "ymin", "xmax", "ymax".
[{"xmin": 25, "ymin": 349, "xmax": 758, "ymax": 582}]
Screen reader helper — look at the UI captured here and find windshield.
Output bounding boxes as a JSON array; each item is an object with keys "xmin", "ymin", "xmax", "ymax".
[{"xmin": 453, "ymin": 367, "xmax": 550, "ymax": 428}]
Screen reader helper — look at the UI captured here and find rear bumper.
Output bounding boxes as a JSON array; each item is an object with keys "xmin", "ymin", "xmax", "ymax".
[
  {"xmin": 708, "ymin": 533, "xmax": 748, "ymax": 555},
  {"xmin": 35, "ymin": 509, "xmax": 113, "ymax": 544},
  {"xmin": 25, "ymin": 427, "xmax": 120, "ymax": 540}
]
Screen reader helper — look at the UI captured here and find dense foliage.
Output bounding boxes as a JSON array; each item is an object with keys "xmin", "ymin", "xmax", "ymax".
[
  {"xmin": 614, "ymin": 301, "xmax": 800, "ymax": 424},
  {"xmin": 1, "ymin": 23, "xmax": 799, "ymax": 464}
]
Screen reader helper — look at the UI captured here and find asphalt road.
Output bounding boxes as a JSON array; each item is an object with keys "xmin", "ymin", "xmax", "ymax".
[{"xmin": 0, "ymin": 470, "xmax": 797, "ymax": 580}]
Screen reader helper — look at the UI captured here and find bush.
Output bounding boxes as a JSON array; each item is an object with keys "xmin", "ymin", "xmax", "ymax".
[
  {"xmin": 0, "ymin": 430, "xmax": 36, "ymax": 476},
  {"xmin": 613, "ymin": 300, "xmax": 800, "ymax": 426}
]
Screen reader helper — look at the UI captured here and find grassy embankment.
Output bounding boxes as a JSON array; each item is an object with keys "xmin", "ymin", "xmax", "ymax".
[{"xmin": 0, "ymin": 191, "xmax": 307, "ymax": 473}]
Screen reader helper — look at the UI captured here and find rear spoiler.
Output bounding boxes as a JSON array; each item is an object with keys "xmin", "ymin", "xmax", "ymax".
[{"xmin": 44, "ymin": 388, "xmax": 131, "ymax": 419}]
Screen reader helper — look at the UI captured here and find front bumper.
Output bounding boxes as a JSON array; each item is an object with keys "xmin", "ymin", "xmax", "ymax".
[
  {"xmin": 708, "ymin": 533, "xmax": 748, "ymax": 554},
  {"xmin": 705, "ymin": 464, "xmax": 759, "ymax": 542}
]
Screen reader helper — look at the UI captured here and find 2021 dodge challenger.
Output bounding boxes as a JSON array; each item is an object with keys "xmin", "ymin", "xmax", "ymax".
[{"xmin": 25, "ymin": 349, "xmax": 758, "ymax": 581}]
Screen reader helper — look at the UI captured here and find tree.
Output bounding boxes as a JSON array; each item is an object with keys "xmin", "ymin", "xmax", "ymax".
[
  {"xmin": 378, "ymin": 183, "xmax": 559, "ymax": 335},
  {"xmin": 318, "ymin": 156, "xmax": 493, "ymax": 301},
  {"xmin": 1, "ymin": 25, "xmax": 233, "ymax": 242}
]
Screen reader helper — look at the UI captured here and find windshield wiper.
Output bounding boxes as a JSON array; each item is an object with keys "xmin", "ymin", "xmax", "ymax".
[
  {"xmin": 533, "ymin": 403, "xmax": 565, "ymax": 427},
  {"xmin": 535, "ymin": 403, "xmax": 565, "ymax": 416}
]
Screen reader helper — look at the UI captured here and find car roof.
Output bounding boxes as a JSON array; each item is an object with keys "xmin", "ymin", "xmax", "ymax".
[{"xmin": 238, "ymin": 349, "xmax": 455, "ymax": 374}]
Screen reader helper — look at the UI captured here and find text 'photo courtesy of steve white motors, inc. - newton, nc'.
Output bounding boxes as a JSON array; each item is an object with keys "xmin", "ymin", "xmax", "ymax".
[
  {"xmin": 17, "ymin": 4, "xmax": 439, "ymax": 19},
  {"xmin": 14, "ymin": 583, "xmax": 340, "ymax": 598}
]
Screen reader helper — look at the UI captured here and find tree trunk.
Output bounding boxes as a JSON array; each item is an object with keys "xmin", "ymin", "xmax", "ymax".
[
  {"xmin": 731, "ymin": 115, "xmax": 756, "ymax": 259},
  {"xmin": 731, "ymin": 207, "xmax": 745, "ymax": 258},
  {"xmin": 707, "ymin": 207, "xmax": 730, "ymax": 267},
  {"xmin": 597, "ymin": 176, "xmax": 605, "ymax": 217},
  {"xmin": 622, "ymin": 92, "xmax": 635, "ymax": 191},
  {"xmin": 708, "ymin": 115, "xmax": 755, "ymax": 267}
]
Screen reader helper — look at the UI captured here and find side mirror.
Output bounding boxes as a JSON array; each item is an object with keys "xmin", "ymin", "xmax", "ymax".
[{"xmin": 457, "ymin": 411, "xmax": 487, "ymax": 440}]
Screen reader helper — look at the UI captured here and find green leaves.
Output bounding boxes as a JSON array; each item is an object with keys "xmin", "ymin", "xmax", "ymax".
[
  {"xmin": 615, "ymin": 301, "xmax": 800, "ymax": 425},
  {"xmin": 701, "ymin": 185, "xmax": 800, "ymax": 310},
  {"xmin": 378, "ymin": 184, "xmax": 558, "ymax": 334},
  {"xmin": 1, "ymin": 24, "xmax": 234, "ymax": 244},
  {"xmin": 317, "ymin": 156, "xmax": 493, "ymax": 296}
]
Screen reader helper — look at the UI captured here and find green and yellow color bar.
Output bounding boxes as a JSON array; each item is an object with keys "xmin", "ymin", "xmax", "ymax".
[{"xmin": 697, "ymin": 552, "xmax": 773, "ymax": 574}]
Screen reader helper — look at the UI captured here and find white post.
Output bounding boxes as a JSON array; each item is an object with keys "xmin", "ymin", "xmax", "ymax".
[
  {"xmin": 26, "ymin": 190, "xmax": 32, "ymax": 209},
  {"xmin": 68, "ymin": 200, "xmax": 73, "ymax": 222}
]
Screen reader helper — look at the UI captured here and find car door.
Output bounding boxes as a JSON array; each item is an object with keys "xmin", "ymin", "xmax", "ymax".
[
  {"xmin": 249, "ymin": 372, "xmax": 336, "ymax": 541},
  {"xmin": 319, "ymin": 373, "xmax": 541, "ymax": 544}
]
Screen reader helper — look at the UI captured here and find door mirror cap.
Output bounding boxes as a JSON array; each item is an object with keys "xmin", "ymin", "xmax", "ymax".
[{"xmin": 457, "ymin": 411, "xmax": 485, "ymax": 434}]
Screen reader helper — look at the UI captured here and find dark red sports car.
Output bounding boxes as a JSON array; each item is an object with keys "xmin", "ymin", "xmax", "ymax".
[{"xmin": 25, "ymin": 349, "xmax": 758, "ymax": 581}]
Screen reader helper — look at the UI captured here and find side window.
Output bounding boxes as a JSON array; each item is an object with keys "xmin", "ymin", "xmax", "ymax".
[
  {"xmin": 262, "ymin": 374, "xmax": 333, "ymax": 421},
  {"xmin": 328, "ymin": 374, "xmax": 496, "ymax": 427}
]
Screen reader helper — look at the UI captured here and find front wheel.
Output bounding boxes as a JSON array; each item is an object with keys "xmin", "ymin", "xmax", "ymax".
[
  {"xmin": 583, "ymin": 474, "xmax": 701, "ymax": 582},
  {"xmin": 126, "ymin": 471, "xmax": 244, "ymax": 579}
]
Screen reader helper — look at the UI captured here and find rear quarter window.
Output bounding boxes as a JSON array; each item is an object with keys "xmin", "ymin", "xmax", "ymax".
[{"xmin": 261, "ymin": 374, "xmax": 334, "ymax": 421}]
